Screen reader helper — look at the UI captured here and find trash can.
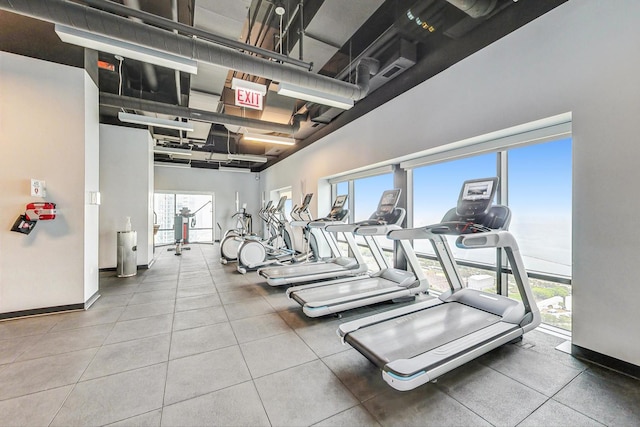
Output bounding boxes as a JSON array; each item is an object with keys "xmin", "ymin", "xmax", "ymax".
[{"xmin": 117, "ymin": 231, "xmax": 137, "ymax": 277}]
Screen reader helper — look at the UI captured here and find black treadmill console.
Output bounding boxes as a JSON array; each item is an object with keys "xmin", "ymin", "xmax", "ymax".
[
  {"xmin": 456, "ymin": 177, "xmax": 498, "ymax": 220},
  {"xmin": 321, "ymin": 194, "xmax": 349, "ymax": 221},
  {"xmin": 360, "ymin": 189, "xmax": 403, "ymax": 226},
  {"xmin": 430, "ymin": 177, "xmax": 509, "ymax": 234}
]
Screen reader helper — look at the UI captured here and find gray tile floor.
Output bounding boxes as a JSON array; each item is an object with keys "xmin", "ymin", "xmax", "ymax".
[{"xmin": 0, "ymin": 244, "xmax": 639, "ymax": 426}]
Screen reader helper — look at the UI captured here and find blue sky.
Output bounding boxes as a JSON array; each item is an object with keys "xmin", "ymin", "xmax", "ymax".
[{"xmin": 340, "ymin": 137, "xmax": 573, "ymax": 275}]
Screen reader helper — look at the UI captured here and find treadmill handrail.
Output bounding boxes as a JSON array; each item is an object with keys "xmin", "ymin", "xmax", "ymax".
[
  {"xmin": 355, "ymin": 223, "xmax": 402, "ymax": 236},
  {"xmin": 325, "ymin": 223, "xmax": 358, "ymax": 233}
]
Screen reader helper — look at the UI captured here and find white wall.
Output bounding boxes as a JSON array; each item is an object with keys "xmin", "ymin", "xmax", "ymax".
[
  {"xmin": 99, "ymin": 124, "xmax": 154, "ymax": 269},
  {"xmin": 263, "ymin": 1, "xmax": 640, "ymax": 366},
  {"xmin": 155, "ymin": 168, "xmax": 261, "ymax": 240},
  {"xmin": 0, "ymin": 52, "xmax": 99, "ymax": 313},
  {"xmin": 83, "ymin": 74, "xmax": 100, "ymax": 301}
]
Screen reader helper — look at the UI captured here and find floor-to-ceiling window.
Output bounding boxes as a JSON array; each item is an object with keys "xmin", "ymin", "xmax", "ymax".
[
  {"xmin": 329, "ymin": 125, "xmax": 573, "ymax": 331},
  {"xmin": 409, "ymin": 136, "xmax": 572, "ymax": 330},
  {"xmin": 331, "ymin": 171, "xmax": 396, "ymax": 271},
  {"xmin": 153, "ymin": 193, "xmax": 214, "ymax": 245},
  {"xmin": 506, "ymin": 138, "xmax": 572, "ymax": 330}
]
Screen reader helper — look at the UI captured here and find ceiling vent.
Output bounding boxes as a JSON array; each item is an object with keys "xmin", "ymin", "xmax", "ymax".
[{"xmin": 367, "ymin": 38, "xmax": 417, "ymax": 93}]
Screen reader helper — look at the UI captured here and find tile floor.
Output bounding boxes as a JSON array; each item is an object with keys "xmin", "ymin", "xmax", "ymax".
[{"xmin": 0, "ymin": 244, "xmax": 639, "ymax": 426}]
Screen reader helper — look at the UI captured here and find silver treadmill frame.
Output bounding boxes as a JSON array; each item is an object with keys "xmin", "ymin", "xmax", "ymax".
[
  {"xmin": 286, "ymin": 222, "xmax": 429, "ymax": 317},
  {"xmin": 338, "ymin": 229, "xmax": 540, "ymax": 391}
]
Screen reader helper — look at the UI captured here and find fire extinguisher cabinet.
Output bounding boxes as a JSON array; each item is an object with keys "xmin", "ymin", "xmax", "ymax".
[{"xmin": 117, "ymin": 231, "xmax": 137, "ymax": 277}]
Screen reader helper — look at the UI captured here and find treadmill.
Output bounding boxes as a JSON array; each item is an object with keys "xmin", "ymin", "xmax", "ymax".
[
  {"xmin": 286, "ymin": 189, "xmax": 429, "ymax": 317},
  {"xmin": 338, "ymin": 178, "xmax": 541, "ymax": 391},
  {"xmin": 257, "ymin": 194, "xmax": 368, "ymax": 286}
]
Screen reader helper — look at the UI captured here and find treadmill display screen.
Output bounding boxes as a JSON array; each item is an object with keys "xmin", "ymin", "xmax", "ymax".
[
  {"xmin": 333, "ymin": 195, "xmax": 347, "ymax": 208},
  {"xmin": 378, "ymin": 189, "xmax": 401, "ymax": 211},
  {"xmin": 462, "ymin": 181, "xmax": 494, "ymax": 201}
]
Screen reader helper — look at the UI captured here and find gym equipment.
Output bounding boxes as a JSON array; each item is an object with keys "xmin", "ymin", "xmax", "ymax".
[
  {"xmin": 338, "ymin": 177, "xmax": 540, "ymax": 391},
  {"xmin": 171, "ymin": 200, "xmax": 211, "ymax": 255},
  {"xmin": 259, "ymin": 190, "xmax": 402, "ymax": 287},
  {"xmin": 236, "ymin": 195, "xmax": 309, "ymax": 274},
  {"xmin": 286, "ymin": 193, "xmax": 319, "ymax": 263},
  {"xmin": 285, "ymin": 189, "xmax": 429, "ymax": 317},
  {"xmin": 220, "ymin": 203, "xmax": 254, "ymax": 264}
]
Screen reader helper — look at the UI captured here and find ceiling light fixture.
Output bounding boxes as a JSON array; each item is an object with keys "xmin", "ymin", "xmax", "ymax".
[
  {"xmin": 119, "ymin": 112, "xmax": 194, "ymax": 132},
  {"xmin": 219, "ymin": 166, "xmax": 251, "ymax": 173},
  {"xmin": 55, "ymin": 24, "xmax": 198, "ymax": 74},
  {"xmin": 276, "ymin": 82, "xmax": 354, "ymax": 110},
  {"xmin": 243, "ymin": 133, "xmax": 296, "ymax": 146},
  {"xmin": 153, "ymin": 146, "xmax": 193, "ymax": 158},
  {"xmin": 154, "ymin": 161, "xmax": 191, "ymax": 169},
  {"xmin": 274, "ymin": 1, "xmax": 286, "ymax": 16},
  {"xmin": 228, "ymin": 153, "xmax": 269, "ymax": 163}
]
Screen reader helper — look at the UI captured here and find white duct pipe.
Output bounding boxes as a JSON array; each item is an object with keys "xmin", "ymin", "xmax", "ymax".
[{"xmin": 0, "ymin": 0, "xmax": 377, "ymax": 102}]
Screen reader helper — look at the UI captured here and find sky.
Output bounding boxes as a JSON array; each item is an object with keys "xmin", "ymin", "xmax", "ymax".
[{"xmin": 343, "ymin": 138, "xmax": 573, "ymax": 276}]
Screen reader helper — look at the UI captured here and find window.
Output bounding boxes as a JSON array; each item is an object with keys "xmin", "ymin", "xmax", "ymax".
[
  {"xmin": 409, "ymin": 136, "xmax": 572, "ymax": 330},
  {"xmin": 507, "ymin": 138, "xmax": 572, "ymax": 278},
  {"xmin": 153, "ymin": 193, "xmax": 214, "ymax": 245},
  {"xmin": 412, "ymin": 153, "xmax": 496, "ymax": 266}
]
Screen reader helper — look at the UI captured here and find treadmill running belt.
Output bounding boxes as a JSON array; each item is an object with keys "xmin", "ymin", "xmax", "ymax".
[
  {"xmin": 261, "ymin": 261, "xmax": 351, "ymax": 278},
  {"xmin": 345, "ymin": 302, "xmax": 501, "ymax": 367}
]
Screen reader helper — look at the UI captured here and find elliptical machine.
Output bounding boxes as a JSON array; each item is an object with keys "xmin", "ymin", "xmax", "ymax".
[
  {"xmin": 219, "ymin": 203, "xmax": 255, "ymax": 264},
  {"xmin": 236, "ymin": 195, "xmax": 311, "ymax": 274}
]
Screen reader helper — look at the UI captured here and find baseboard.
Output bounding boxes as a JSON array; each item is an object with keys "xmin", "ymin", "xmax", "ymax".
[
  {"xmin": 0, "ymin": 303, "xmax": 85, "ymax": 321},
  {"xmin": 99, "ymin": 264, "xmax": 150, "ymax": 272},
  {"xmin": 572, "ymin": 344, "xmax": 640, "ymax": 380},
  {"xmin": 84, "ymin": 291, "xmax": 101, "ymax": 309}
]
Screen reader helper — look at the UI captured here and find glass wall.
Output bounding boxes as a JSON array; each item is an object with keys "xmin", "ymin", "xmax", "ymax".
[
  {"xmin": 154, "ymin": 193, "xmax": 214, "ymax": 245},
  {"xmin": 331, "ymin": 136, "xmax": 572, "ymax": 330}
]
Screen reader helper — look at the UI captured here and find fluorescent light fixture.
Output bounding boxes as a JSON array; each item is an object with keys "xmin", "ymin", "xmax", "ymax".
[
  {"xmin": 219, "ymin": 166, "xmax": 251, "ymax": 173},
  {"xmin": 228, "ymin": 153, "xmax": 268, "ymax": 163},
  {"xmin": 276, "ymin": 82, "xmax": 354, "ymax": 110},
  {"xmin": 154, "ymin": 161, "xmax": 191, "ymax": 169},
  {"xmin": 55, "ymin": 24, "xmax": 198, "ymax": 74},
  {"xmin": 231, "ymin": 78, "xmax": 267, "ymax": 95},
  {"xmin": 119, "ymin": 112, "xmax": 194, "ymax": 132},
  {"xmin": 243, "ymin": 133, "xmax": 295, "ymax": 146},
  {"xmin": 153, "ymin": 146, "xmax": 193, "ymax": 157}
]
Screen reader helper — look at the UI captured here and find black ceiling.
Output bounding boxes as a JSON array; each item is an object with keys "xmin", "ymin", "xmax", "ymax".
[{"xmin": 0, "ymin": 0, "xmax": 568, "ymax": 171}]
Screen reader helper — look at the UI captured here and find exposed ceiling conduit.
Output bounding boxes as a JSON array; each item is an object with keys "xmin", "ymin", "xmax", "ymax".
[
  {"xmin": 100, "ymin": 92, "xmax": 298, "ymax": 134},
  {"xmin": 446, "ymin": 0, "xmax": 498, "ymax": 18},
  {"xmin": 0, "ymin": 0, "xmax": 377, "ymax": 102},
  {"xmin": 82, "ymin": 0, "xmax": 312, "ymax": 70}
]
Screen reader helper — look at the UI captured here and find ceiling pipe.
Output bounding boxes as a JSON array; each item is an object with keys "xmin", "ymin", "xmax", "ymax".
[
  {"xmin": 170, "ymin": 0, "xmax": 182, "ymax": 107},
  {"xmin": 0, "ymin": 0, "xmax": 376, "ymax": 102},
  {"xmin": 446, "ymin": 0, "xmax": 498, "ymax": 18},
  {"xmin": 81, "ymin": 0, "xmax": 312, "ymax": 70},
  {"xmin": 100, "ymin": 92, "xmax": 298, "ymax": 134}
]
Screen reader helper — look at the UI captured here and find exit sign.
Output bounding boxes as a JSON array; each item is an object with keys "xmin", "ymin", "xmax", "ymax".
[
  {"xmin": 231, "ymin": 78, "xmax": 267, "ymax": 111},
  {"xmin": 235, "ymin": 88, "xmax": 263, "ymax": 110}
]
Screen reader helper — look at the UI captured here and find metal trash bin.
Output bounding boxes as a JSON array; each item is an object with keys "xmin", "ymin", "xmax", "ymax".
[{"xmin": 117, "ymin": 231, "xmax": 137, "ymax": 277}]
